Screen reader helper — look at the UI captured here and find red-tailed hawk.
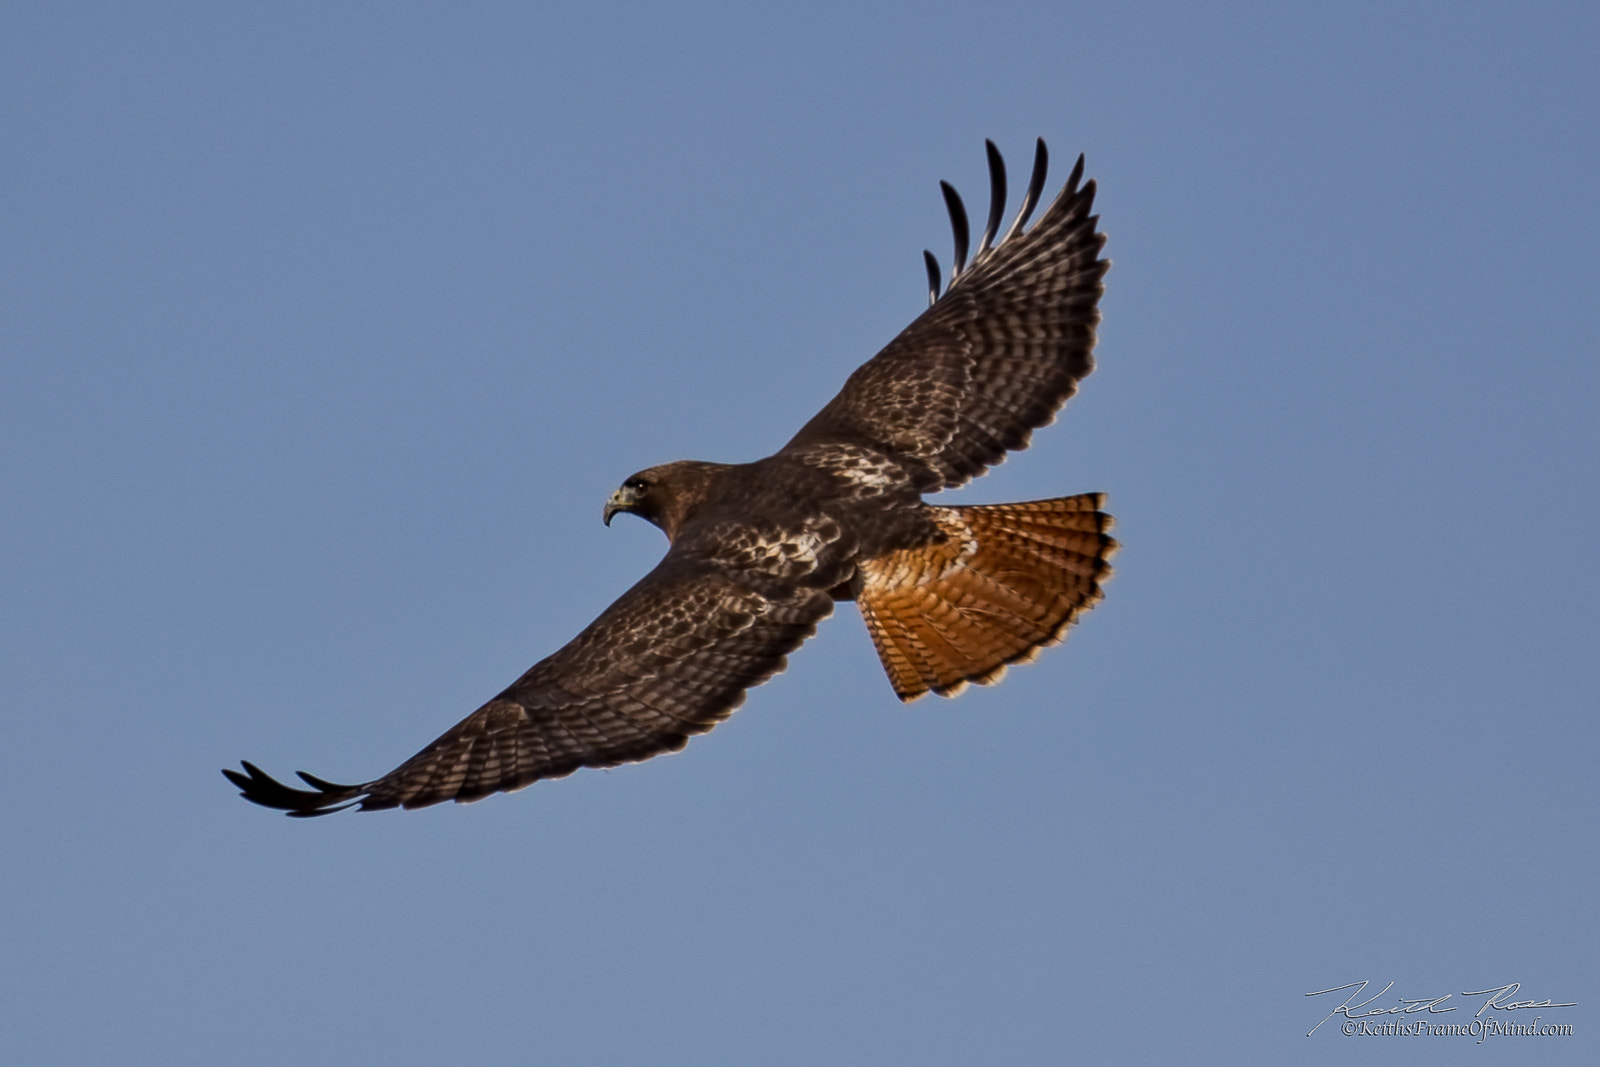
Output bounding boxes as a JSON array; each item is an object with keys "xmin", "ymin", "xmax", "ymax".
[{"xmin": 226, "ymin": 140, "xmax": 1116, "ymax": 815}]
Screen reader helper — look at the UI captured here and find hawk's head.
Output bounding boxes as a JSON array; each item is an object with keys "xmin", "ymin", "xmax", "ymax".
[{"xmin": 603, "ymin": 460, "xmax": 733, "ymax": 543}]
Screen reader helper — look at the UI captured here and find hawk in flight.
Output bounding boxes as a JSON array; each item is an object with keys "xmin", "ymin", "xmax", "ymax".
[{"xmin": 226, "ymin": 139, "xmax": 1116, "ymax": 815}]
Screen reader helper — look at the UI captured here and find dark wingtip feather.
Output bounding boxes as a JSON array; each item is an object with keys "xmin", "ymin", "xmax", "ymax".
[
  {"xmin": 296, "ymin": 770, "xmax": 358, "ymax": 792},
  {"xmin": 939, "ymin": 180, "xmax": 969, "ymax": 280},
  {"xmin": 923, "ymin": 249, "xmax": 941, "ymax": 306},
  {"xmin": 1002, "ymin": 138, "xmax": 1049, "ymax": 243},
  {"xmin": 977, "ymin": 139, "xmax": 1007, "ymax": 257},
  {"xmin": 286, "ymin": 802, "xmax": 360, "ymax": 818},
  {"xmin": 223, "ymin": 759, "xmax": 365, "ymax": 816}
]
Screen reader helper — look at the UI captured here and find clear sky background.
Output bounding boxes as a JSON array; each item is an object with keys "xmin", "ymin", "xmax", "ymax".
[{"xmin": 2, "ymin": 3, "xmax": 1595, "ymax": 1064}]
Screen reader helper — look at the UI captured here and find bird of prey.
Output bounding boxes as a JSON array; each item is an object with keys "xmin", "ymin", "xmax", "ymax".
[{"xmin": 225, "ymin": 139, "xmax": 1116, "ymax": 816}]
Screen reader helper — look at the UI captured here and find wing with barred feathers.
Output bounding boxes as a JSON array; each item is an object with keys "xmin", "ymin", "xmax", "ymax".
[
  {"xmin": 786, "ymin": 140, "xmax": 1108, "ymax": 490},
  {"xmin": 224, "ymin": 560, "xmax": 833, "ymax": 815}
]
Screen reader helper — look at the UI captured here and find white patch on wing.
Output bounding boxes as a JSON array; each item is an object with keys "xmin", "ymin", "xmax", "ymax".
[
  {"xmin": 842, "ymin": 462, "xmax": 898, "ymax": 490},
  {"xmin": 796, "ymin": 444, "xmax": 907, "ymax": 497},
  {"xmin": 718, "ymin": 516, "xmax": 843, "ymax": 579}
]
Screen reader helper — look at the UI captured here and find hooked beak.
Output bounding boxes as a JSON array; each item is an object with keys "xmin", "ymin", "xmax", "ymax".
[{"xmin": 603, "ymin": 485, "xmax": 641, "ymax": 527}]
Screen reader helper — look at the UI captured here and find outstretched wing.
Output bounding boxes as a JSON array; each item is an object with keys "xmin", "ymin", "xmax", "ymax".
[
  {"xmin": 225, "ymin": 560, "xmax": 833, "ymax": 815},
  {"xmin": 787, "ymin": 140, "xmax": 1108, "ymax": 489}
]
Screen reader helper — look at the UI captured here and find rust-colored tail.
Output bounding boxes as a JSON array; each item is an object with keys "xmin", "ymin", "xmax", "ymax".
[{"xmin": 857, "ymin": 494, "xmax": 1116, "ymax": 701}]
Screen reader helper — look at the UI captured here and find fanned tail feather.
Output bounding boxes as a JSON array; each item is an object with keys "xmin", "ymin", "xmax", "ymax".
[{"xmin": 858, "ymin": 494, "xmax": 1116, "ymax": 701}]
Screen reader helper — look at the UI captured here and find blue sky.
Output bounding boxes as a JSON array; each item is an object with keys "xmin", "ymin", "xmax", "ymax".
[{"xmin": 2, "ymin": 2, "xmax": 1595, "ymax": 1064}]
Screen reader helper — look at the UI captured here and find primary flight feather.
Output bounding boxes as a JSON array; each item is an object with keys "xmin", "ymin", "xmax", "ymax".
[{"xmin": 226, "ymin": 139, "xmax": 1116, "ymax": 816}]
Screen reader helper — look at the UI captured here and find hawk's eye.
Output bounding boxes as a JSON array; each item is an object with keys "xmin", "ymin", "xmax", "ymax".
[{"xmin": 625, "ymin": 478, "xmax": 649, "ymax": 492}]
